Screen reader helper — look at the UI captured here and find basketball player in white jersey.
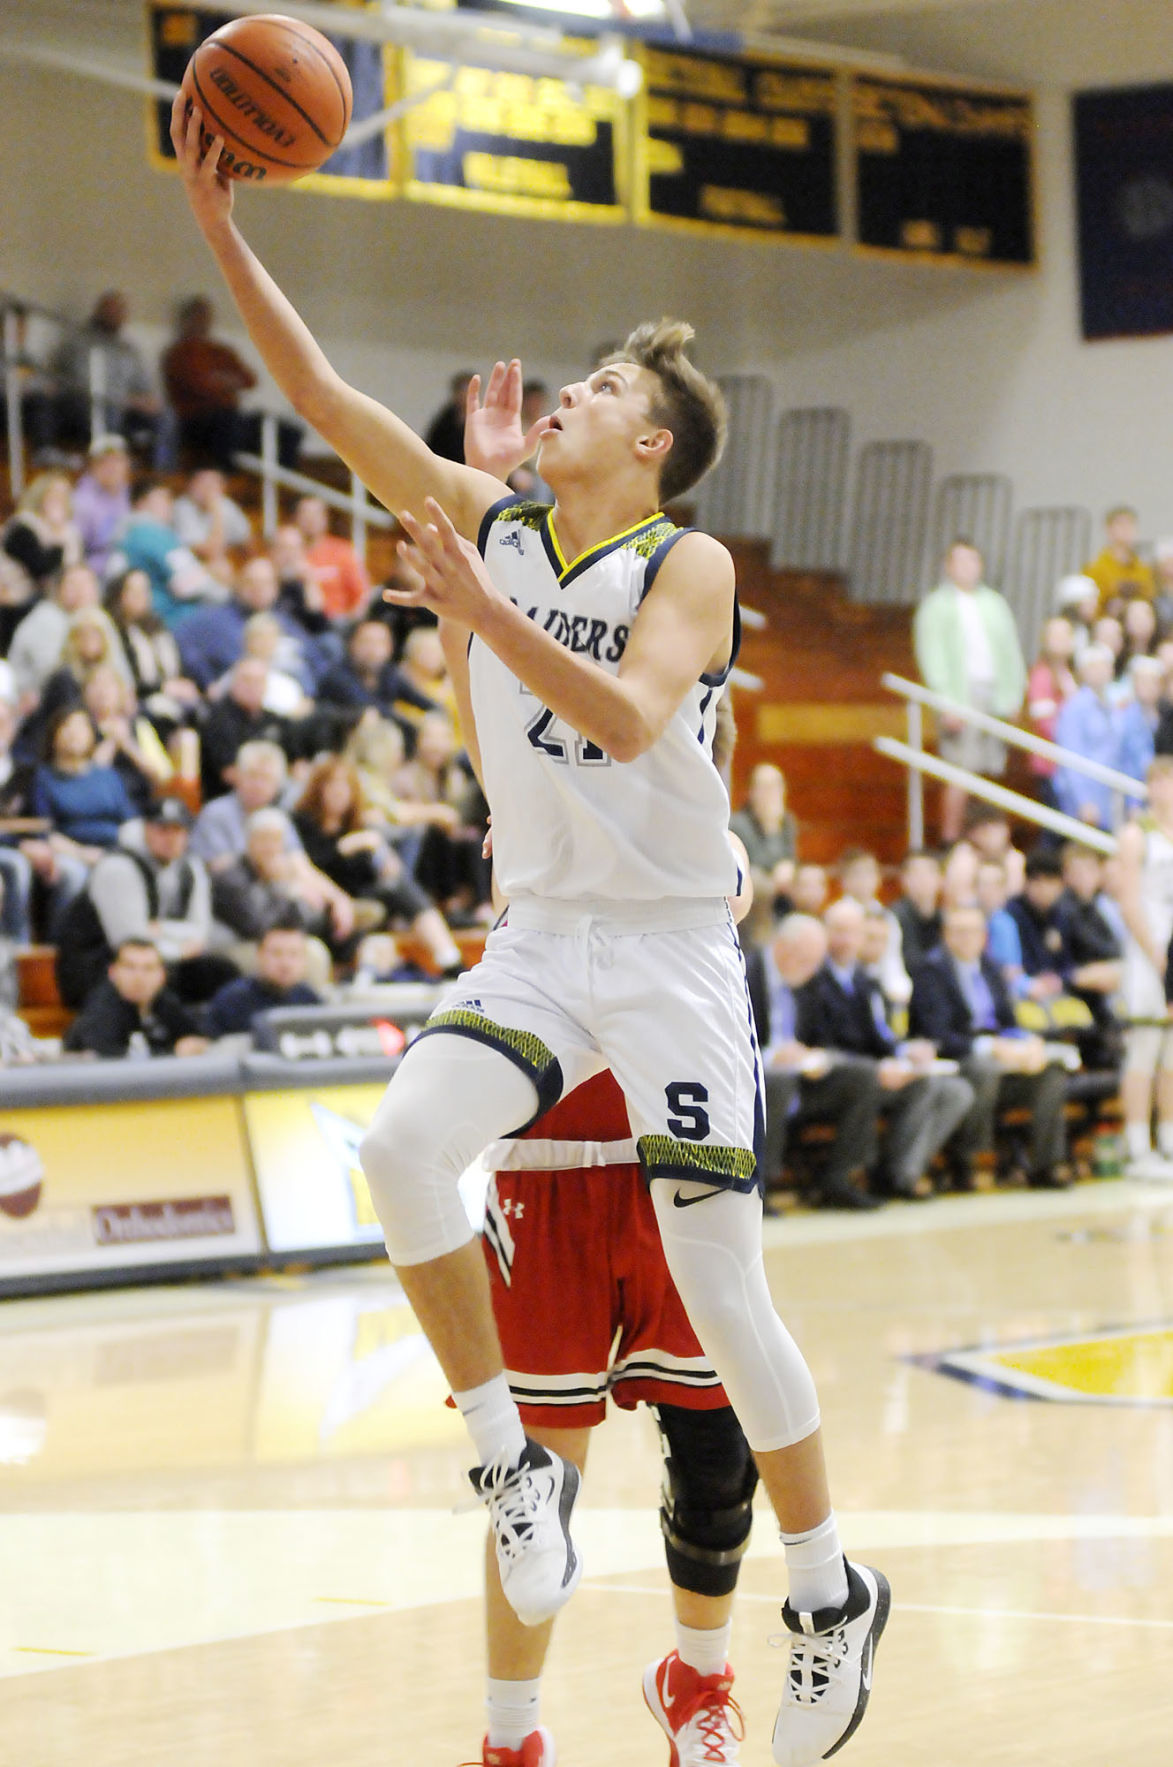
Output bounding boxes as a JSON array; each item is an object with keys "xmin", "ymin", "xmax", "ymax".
[
  {"xmin": 173, "ymin": 100, "xmax": 889, "ymax": 1766},
  {"xmin": 1115, "ymin": 756, "xmax": 1173, "ymax": 1178}
]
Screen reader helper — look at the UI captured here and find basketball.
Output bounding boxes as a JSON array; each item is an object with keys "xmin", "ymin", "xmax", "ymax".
[{"xmin": 179, "ymin": 13, "xmax": 353, "ymax": 186}]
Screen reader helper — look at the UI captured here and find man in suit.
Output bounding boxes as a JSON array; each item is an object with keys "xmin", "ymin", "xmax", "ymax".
[
  {"xmin": 799, "ymin": 899, "xmax": 973, "ymax": 1198},
  {"xmin": 909, "ymin": 904, "xmax": 1071, "ymax": 1189},
  {"xmin": 744, "ymin": 914, "xmax": 882, "ymax": 1210}
]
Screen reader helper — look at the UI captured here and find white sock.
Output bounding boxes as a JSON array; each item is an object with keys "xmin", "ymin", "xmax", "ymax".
[
  {"xmin": 1157, "ymin": 1122, "xmax": 1173, "ymax": 1158},
  {"xmin": 486, "ymin": 1677, "xmax": 541, "ymax": 1751},
  {"xmin": 453, "ymin": 1373, "xmax": 527, "ymax": 1469},
  {"xmin": 675, "ymin": 1619, "xmax": 731, "ymax": 1679},
  {"xmin": 781, "ymin": 1514, "xmax": 849, "ymax": 1616},
  {"xmin": 1126, "ymin": 1121, "xmax": 1152, "ymax": 1161}
]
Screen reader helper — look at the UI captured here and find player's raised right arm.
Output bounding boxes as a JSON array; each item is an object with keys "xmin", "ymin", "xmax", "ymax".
[{"xmin": 169, "ymin": 98, "xmax": 503, "ymax": 541}]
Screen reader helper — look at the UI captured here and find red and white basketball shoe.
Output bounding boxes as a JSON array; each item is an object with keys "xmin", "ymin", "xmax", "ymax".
[
  {"xmin": 477, "ymin": 1727, "xmax": 555, "ymax": 1766},
  {"xmin": 643, "ymin": 1651, "xmax": 744, "ymax": 1764}
]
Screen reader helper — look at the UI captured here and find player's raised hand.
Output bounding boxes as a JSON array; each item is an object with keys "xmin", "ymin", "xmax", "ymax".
[
  {"xmin": 463, "ymin": 359, "xmax": 544, "ymax": 483},
  {"xmin": 170, "ymin": 92, "xmax": 235, "ymax": 229},
  {"xmin": 390, "ymin": 499, "xmax": 502, "ymax": 629}
]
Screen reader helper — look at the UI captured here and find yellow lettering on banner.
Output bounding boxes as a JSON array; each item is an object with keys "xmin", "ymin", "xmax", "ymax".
[
  {"xmin": 901, "ymin": 218, "xmax": 942, "ymax": 251},
  {"xmin": 701, "ymin": 184, "xmax": 785, "ymax": 227},
  {"xmin": 754, "ymin": 70, "xmax": 837, "ymax": 115},
  {"xmin": 646, "ymin": 48, "xmax": 746, "ymax": 104},
  {"xmin": 856, "ymin": 78, "xmax": 1031, "ymax": 140},
  {"xmin": 769, "ymin": 116, "xmax": 810, "ymax": 150},
  {"xmin": 646, "ymin": 137, "xmax": 685, "ymax": 174},
  {"xmin": 463, "ymin": 153, "xmax": 572, "ymax": 199},
  {"xmin": 722, "ymin": 110, "xmax": 768, "ymax": 144},
  {"xmin": 647, "ymin": 95, "xmax": 680, "ymax": 129},
  {"xmin": 681, "ymin": 101, "xmax": 719, "ymax": 134},
  {"xmin": 857, "ymin": 119, "xmax": 899, "ymax": 155}
]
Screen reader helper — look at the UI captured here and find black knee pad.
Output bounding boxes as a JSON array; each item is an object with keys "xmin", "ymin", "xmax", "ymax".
[{"xmin": 654, "ymin": 1403, "xmax": 759, "ymax": 1599}]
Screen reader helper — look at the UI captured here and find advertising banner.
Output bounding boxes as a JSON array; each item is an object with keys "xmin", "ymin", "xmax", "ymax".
[{"xmin": 243, "ymin": 1082, "xmax": 388, "ymax": 1256}]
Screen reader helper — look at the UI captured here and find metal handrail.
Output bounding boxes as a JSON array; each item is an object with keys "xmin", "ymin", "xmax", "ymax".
[
  {"xmin": 881, "ymin": 673, "xmax": 1148, "ymax": 799},
  {"xmin": 236, "ymin": 428, "xmax": 393, "ymax": 556},
  {"xmin": 874, "ymin": 738, "xmax": 1117, "ymax": 856}
]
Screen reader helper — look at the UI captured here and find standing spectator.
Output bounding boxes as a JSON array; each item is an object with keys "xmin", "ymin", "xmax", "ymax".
[
  {"xmin": 64, "ymin": 938, "xmax": 207, "ymax": 1059},
  {"xmin": 1026, "ymin": 616, "xmax": 1076, "ymax": 806},
  {"xmin": 72, "ymin": 435, "xmax": 133, "ymax": 578},
  {"xmin": 909, "ymin": 905, "xmax": 1070, "ymax": 1189},
  {"xmin": 913, "ymin": 539, "xmax": 1027, "ymax": 841},
  {"xmin": 729, "ymin": 763, "xmax": 797, "ymax": 923},
  {"xmin": 294, "ymin": 495, "xmax": 370, "ymax": 620},
  {"xmin": 1119, "ymin": 655, "xmax": 1164, "ymax": 782},
  {"xmin": 171, "ymin": 467, "xmax": 252, "ymax": 579},
  {"xmin": 891, "ymin": 849, "xmax": 944, "ymax": 974},
  {"xmin": 52, "ymin": 294, "xmax": 161, "ymax": 460},
  {"xmin": 1112, "ymin": 758, "xmax": 1173, "ymax": 1175},
  {"xmin": 799, "ymin": 898, "xmax": 973, "ymax": 1198},
  {"xmin": 1, "ymin": 471, "xmax": 84, "ymax": 603},
  {"xmin": 162, "ymin": 295, "xmax": 302, "ymax": 470},
  {"xmin": 1085, "ymin": 506, "xmax": 1156, "ymax": 614},
  {"xmin": 1052, "ymin": 645, "xmax": 1131, "ymax": 829},
  {"xmin": 7, "ymin": 564, "xmax": 103, "ymax": 703},
  {"xmin": 423, "ymin": 369, "xmax": 475, "ymax": 463},
  {"xmin": 744, "ymin": 914, "xmax": 882, "ymax": 1210},
  {"xmin": 836, "ymin": 847, "xmax": 910, "ymax": 1006},
  {"xmin": 202, "ymin": 913, "xmax": 320, "ymax": 1037},
  {"xmin": 104, "ymin": 480, "xmax": 224, "ymax": 628}
]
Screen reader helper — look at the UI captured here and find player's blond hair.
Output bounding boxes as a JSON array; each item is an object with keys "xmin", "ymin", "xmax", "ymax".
[{"xmin": 606, "ymin": 319, "xmax": 727, "ymax": 504}]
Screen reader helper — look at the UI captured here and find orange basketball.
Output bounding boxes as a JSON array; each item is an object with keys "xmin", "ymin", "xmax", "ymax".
[{"xmin": 180, "ymin": 13, "xmax": 353, "ymax": 186}]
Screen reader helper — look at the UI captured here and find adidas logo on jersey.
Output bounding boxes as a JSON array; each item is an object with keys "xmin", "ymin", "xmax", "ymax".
[{"xmin": 501, "ymin": 531, "xmax": 525, "ymax": 554}]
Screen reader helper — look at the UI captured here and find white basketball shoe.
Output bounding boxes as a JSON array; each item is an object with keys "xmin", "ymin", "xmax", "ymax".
[
  {"xmin": 772, "ymin": 1560, "xmax": 890, "ymax": 1765},
  {"xmin": 471, "ymin": 1439, "xmax": 582, "ymax": 1628}
]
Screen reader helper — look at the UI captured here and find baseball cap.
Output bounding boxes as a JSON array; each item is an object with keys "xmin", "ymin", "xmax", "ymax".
[
  {"xmin": 88, "ymin": 433, "xmax": 128, "ymax": 459},
  {"xmin": 144, "ymin": 798, "xmax": 193, "ymax": 829}
]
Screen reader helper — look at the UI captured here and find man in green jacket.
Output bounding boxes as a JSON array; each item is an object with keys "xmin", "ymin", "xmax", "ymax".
[{"xmin": 914, "ymin": 539, "xmax": 1026, "ymax": 841}]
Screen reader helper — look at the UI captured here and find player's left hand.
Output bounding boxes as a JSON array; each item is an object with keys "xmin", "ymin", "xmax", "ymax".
[
  {"xmin": 390, "ymin": 499, "xmax": 502, "ymax": 628},
  {"xmin": 463, "ymin": 360, "xmax": 544, "ymax": 483}
]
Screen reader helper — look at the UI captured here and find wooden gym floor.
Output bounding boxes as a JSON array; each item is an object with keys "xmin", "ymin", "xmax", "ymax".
[{"xmin": 2, "ymin": 1179, "xmax": 1172, "ymax": 1765}]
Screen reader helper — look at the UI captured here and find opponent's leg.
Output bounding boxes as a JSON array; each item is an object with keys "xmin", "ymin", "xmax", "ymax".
[
  {"xmin": 360, "ymin": 1034, "xmax": 582, "ymax": 1626},
  {"xmin": 481, "ymin": 1427, "xmax": 592, "ymax": 1767},
  {"xmin": 644, "ymin": 1404, "xmax": 755, "ymax": 1764}
]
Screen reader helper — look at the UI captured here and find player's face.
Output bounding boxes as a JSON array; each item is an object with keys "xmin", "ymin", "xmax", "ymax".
[{"xmin": 538, "ymin": 362, "xmax": 664, "ymax": 487}]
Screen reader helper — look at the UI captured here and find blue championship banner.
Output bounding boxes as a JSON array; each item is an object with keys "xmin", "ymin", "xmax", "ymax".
[{"xmin": 1074, "ymin": 84, "xmax": 1173, "ymax": 341}]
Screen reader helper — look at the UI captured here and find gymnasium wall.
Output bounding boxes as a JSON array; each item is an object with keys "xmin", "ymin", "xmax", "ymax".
[{"xmin": 1, "ymin": 0, "xmax": 1172, "ymax": 536}]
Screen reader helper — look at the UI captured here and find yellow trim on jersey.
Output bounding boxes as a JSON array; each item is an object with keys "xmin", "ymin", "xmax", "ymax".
[{"xmin": 545, "ymin": 509, "xmax": 666, "ymax": 581}]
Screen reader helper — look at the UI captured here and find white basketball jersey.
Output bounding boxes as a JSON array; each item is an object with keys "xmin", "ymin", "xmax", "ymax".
[{"xmin": 470, "ymin": 496, "xmax": 738, "ymax": 902}]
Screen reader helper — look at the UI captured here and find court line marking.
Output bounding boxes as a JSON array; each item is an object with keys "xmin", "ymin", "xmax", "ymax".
[
  {"xmin": 12, "ymin": 1648, "xmax": 96, "ymax": 1657},
  {"xmin": 314, "ymin": 1597, "xmax": 392, "ymax": 1607},
  {"xmin": 584, "ymin": 1583, "xmax": 1173, "ymax": 1629}
]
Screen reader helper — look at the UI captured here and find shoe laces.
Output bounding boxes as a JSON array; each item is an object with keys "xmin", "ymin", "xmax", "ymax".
[
  {"xmin": 769, "ymin": 1623, "xmax": 852, "ymax": 1707},
  {"xmin": 476, "ymin": 1451, "xmax": 549, "ymax": 1564},
  {"xmin": 680, "ymin": 1683, "xmax": 745, "ymax": 1760}
]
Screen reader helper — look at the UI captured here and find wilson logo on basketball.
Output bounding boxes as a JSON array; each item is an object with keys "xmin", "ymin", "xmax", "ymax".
[
  {"xmin": 0, "ymin": 1134, "xmax": 45, "ymax": 1221},
  {"xmin": 208, "ymin": 66, "xmax": 296, "ymax": 147}
]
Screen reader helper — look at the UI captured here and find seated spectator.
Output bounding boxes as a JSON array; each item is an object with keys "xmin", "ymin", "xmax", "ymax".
[
  {"xmin": 1053, "ymin": 644, "xmax": 1128, "ymax": 829},
  {"xmin": 294, "ymin": 495, "xmax": 370, "ymax": 621},
  {"xmin": 909, "ymin": 904, "xmax": 1070, "ymax": 1188},
  {"xmin": 341, "ymin": 712, "xmax": 458, "ymax": 878},
  {"xmin": 162, "ymin": 295, "xmax": 301, "ymax": 471},
  {"xmin": 71, "ymin": 434, "xmax": 133, "ymax": 577},
  {"xmin": 1026, "ymin": 616, "xmax": 1076, "ymax": 806},
  {"xmin": 1084, "ymin": 505, "xmax": 1155, "ymax": 614},
  {"xmin": 21, "ymin": 606, "xmax": 136, "ymax": 753},
  {"xmin": 1054, "ymin": 842, "xmax": 1123, "ymax": 1061},
  {"xmin": 178, "ymin": 555, "xmax": 325, "ymax": 694},
  {"xmin": 203, "ymin": 913, "xmax": 320, "ymax": 1038},
  {"xmin": 269, "ymin": 525, "xmax": 331, "ymax": 637},
  {"xmin": 1005, "ymin": 849, "xmax": 1072, "ymax": 1003},
  {"xmin": 171, "ymin": 466, "xmax": 252, "ymax": 579},
  {"xmin": 105, "ymin": 479, "xmax": 225, "ymax": 629},
  {"xmin": 350, "ymin": 930, "xmax": 431, "ymax": 988},
  {"xmin": 7, "ymin": 563, "xmax": 105, "ymax": 708},
  {"xmin": 392, "ymin": 710, "xmax": 489, "ymax": 917},
  {"xmin": 54, "ymin": 797, "xmax": 231, "ymax": 1009},
  {"xmin": 399, "ymin": 624, "xmax": 459, "ymax": 730},
  {"xmin": 190, "ymin": 739, "xmax": 296, "ymax": 869},
  {"xmin": 745, "ymin": 913, "xmax": 881, "ymax": 1211},
  {"xmin": 799, "ymin": 898, "xmax": 973, "ymax": 1198},
  {"xmin": 198, "ymin": 657, "xmax": 289, "ymax": 801},
  {"xmin": 1, "ymin": 471, "xmax": 83, "ymax": 604},
  {"xmin": 892, "ymin": 849, "xmax": 943, "ymax": 973},
  {"xmin": 424, "ymin": 369, "xmax": 475, "ymax": 464},
  {"xmin": 1119, "ymin": 655, "xmax": 1164, "ymax": 781},
  {"xmin": 958, "ymin": 806, "xmax": 1026, "ymax": 898},
  {"xmin": 789, "ymin": 862, "xmax": 828, "ymax": 918},
  {"xmin": 318, "ymin": 619, "xmax": 434, "ymax": 737},
  {"xmin": 292, "ymin": 756, "xmax": 463, "ymax": 975},
  {"xmin": 976, "ymin": 857, "xmax": 1027, "ymax": 998},
  {"xmin": 729, "ymin": 762, "xmax": 797, "ymax": 924},
  {"xmin": 837, "ymin": 846, "xmax": 910, "ymax": 1006},
  {"xmin": 32, "ymin": 706, "xmax": 137, "ymax": 864},
  {"xmin": 0, "ymin": 696, "xmax": 39, "ymax": 944},
  {"xmin": 209, "ymin": 809, "xmax": 342, "ymax": 986},
  {"xmin": 223, "ymin": 615, "xmax": 312, "ymax": 718},
  {"xmin": 50, "ymin": 295, "xmax": 160, "ymax": 464},
  {"xmin": 64, "ymin": 937, "xmax": 208, "ymax": 1059},
  {"xmin": 104, "ymin": 569, "xmax": 201, "ymax": 725},
  {"xmin": 82, "ymin": 665, "xmax": 173, "ymax": 813},
  {"xmin": 1054, "ymin": 574, "xmax": 1100, "ymax": 654}
]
